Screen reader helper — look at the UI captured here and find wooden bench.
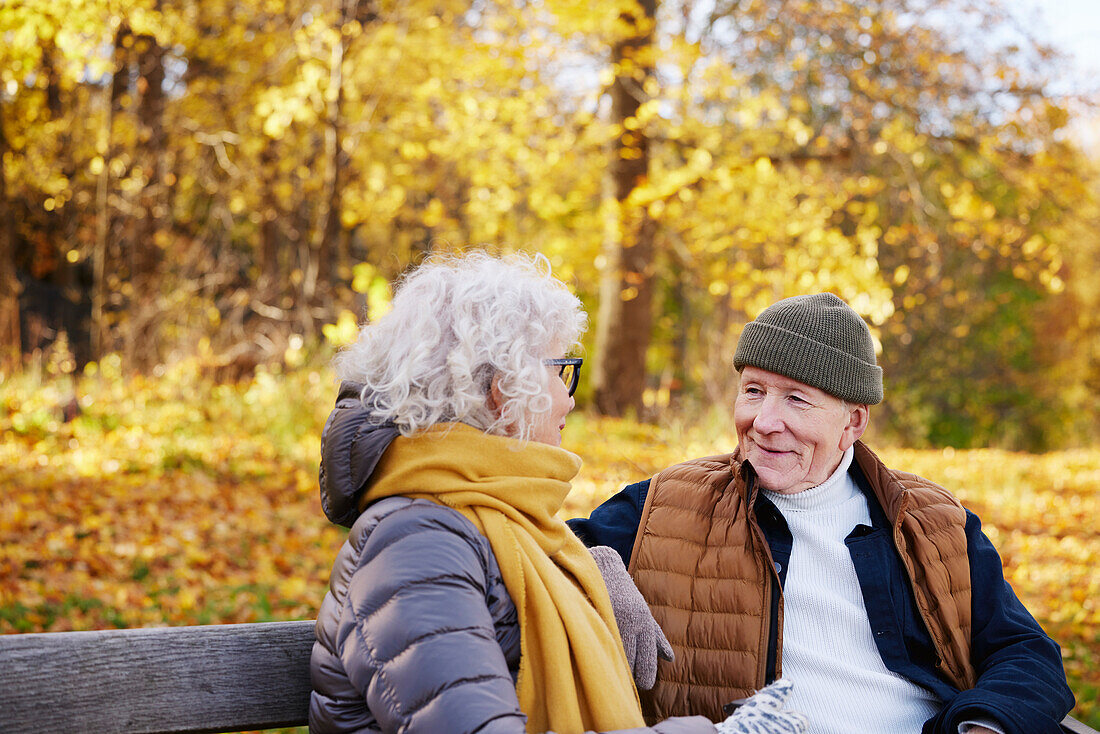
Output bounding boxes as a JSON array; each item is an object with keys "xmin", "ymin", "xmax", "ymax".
[
  {"xmin": 0, "ymin": 619, "xmax": 1095, "ymax": 733},
  {"xmin": 0, "ymin": 620, "xmax": 314, "ymax": 733}
]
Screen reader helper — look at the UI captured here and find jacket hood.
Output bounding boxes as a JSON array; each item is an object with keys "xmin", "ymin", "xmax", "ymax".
[{"xmin": 318, "ymin": 381, "xmax": 401, "ymax": 527}]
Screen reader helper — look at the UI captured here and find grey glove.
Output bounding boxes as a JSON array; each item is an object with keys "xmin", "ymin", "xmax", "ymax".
[
  {"xmin": 714, "ymin": 679, "xmax": 808, "ymax": 734},
  {"xmin": 589, "ymin": 545, "xmax": 674, "ymax": 690}
]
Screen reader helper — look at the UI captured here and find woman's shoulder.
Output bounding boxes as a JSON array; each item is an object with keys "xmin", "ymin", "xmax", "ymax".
[
  {"xmin": 353, "ymin": 496, "xmax": 483, "ymax": 538},
  {"xmin": 349, "ymin": 497, "xmax": 496, "ymax": 571}
]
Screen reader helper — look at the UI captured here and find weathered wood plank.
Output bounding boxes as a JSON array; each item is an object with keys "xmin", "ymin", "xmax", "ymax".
[
  {"xmin": 0, "ymin": 618, "xmax": 1095, "ymax": 734},
  {"xmin": 1065, "ymin": 715, "xmax": 1100, "ymax": 734},
  {"xmin": 0, "ymin": 620, "xmax": 316, "ymax": 734}
]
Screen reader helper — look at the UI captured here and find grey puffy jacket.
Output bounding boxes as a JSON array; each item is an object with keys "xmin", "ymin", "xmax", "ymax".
[{"xmin": 309, "ymin": 382, "xmax": 715, "ymax": 734}]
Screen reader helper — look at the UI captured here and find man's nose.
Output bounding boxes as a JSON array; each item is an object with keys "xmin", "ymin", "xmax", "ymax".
[{"xmin": 753, "ymin": 396, "xmax": 784, "ymax": 433}]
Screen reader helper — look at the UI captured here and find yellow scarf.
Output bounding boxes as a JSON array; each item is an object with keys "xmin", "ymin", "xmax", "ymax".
[{"xmin": 362, "ymin": 423, "xmax": 644, "ymax": 734}]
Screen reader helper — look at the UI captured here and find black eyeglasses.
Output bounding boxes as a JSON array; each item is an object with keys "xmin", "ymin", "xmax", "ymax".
[{"xmin": 543, "ymin": 358, "xmax": 583, "ymax": 397}]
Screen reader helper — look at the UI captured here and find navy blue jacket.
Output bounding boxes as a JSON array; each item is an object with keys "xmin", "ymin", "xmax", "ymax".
[{"xmin": 568, "ymin": 460, "xmax": 1075, "ymax": 734}]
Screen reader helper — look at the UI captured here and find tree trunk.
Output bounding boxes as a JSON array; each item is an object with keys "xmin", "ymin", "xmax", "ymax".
[
  {"xmin": 302, "ymin": 0, "xmax": 374, "ymax": 333},
  {"xmin": 91, "ymin": 25, "xmax": 129, "ymax": 360},
  {"xmin": 592, "ymin": 0, "xmax": 659, "ymax": 417},
  {"xmin": 128, "ymin": 27, "xmax": 167, "ymax": 369},
  {"xmin": 258, "ymin": 140, "xmax": 283, "ymax": 299},
  {"xmin": 44, "ymin": 38, "xmax": 90, "ymax": 365},
  {"xmin": 306, "ymin": 0, "xmax": 360, "ymax": 318},
  {"xmin": 0, "ymin": 101, "xmax": 19, "ymax": 365}
]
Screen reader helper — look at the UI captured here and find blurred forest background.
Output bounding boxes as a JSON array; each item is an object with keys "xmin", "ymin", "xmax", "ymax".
[
  {"xmin": 2, "ymin": 0, "xmax": 1100, "ymax": 726},
  {"xmin": 3, "ymin": 0, "xmax": 1100, "ymax": 448}
]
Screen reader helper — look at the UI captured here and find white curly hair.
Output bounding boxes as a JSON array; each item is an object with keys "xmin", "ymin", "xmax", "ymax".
[{"xmin": 333, "ymin": 250, "xmax": 587, "ymax": 442}]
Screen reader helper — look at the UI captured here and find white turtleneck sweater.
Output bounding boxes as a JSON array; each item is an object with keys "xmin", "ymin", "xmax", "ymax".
[{"xmin": 761, "ymin": 447, "xmax": 1000, "ymax": 734}]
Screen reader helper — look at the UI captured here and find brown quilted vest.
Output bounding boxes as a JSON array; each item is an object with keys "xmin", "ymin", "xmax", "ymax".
[{"xmin": 628, "ymin": 441, "xmax": 977, "ymax": 722}]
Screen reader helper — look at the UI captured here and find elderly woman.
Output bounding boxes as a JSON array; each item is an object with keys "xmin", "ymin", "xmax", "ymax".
[{"xmin": 309, "ymin": 252, "xmax": 806, "ymax": 734}]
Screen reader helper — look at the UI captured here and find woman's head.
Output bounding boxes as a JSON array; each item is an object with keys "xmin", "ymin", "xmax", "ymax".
[{"xmin": 334, "ymin": 251, "xmax": 587, "ymax": 443}]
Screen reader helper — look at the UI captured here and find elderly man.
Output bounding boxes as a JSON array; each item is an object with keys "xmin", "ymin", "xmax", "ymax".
[{"xmin": 569, "ymin": 293, "xmax": 1074, "ymax": 734}]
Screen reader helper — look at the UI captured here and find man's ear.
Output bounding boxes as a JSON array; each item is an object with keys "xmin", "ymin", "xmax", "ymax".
[
  {"xmin": 840, "ymin": 403, "xmax": 870, "ymax": 450},
  {"xmin": 488, "ymin": 374, "xmax": 505, "ymax": 418}
]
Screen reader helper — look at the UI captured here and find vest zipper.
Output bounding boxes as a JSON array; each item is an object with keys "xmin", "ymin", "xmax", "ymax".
[
  {"xmin": 761, "ymin": 539, "xmax": 781, "ymax": 686},
  {"xmin": 747, "ymin": 474, "xmax": 782, "ymax": 687}
]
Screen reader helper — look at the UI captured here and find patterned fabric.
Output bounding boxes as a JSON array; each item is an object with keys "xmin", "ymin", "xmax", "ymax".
[{"xmin": 714, "ymin": 680, "xmax": 808, "ymax": 734}]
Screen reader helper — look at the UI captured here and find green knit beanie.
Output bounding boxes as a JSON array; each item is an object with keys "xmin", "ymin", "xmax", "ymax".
[{"xmin": 733, "ymin": 293, "xmax": 883, "ymax": 405}]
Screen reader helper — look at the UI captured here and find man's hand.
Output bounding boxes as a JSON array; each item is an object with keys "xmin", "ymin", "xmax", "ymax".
[{"xmin": 588, "ymin": 545, "xmax": 674, "ymax": 690}]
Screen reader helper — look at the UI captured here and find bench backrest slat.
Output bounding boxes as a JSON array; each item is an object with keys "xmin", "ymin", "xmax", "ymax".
[
  {"xmin": 1, "ymin": 619, "xmax": 1095, "ymax": 734},
  {"xmin": 0, "ymin": 620, "xmax": 316, "ymax": 734}
]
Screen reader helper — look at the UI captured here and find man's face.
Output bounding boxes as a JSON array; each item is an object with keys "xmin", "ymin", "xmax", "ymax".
[{"xmin": 734, "ymin": 366, "xmax": 868, "ymax": 494}]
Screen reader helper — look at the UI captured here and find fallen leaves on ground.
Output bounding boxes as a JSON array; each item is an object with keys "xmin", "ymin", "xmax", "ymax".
[{"xmin": 1, "ymin": 364, "xmax": 1096, "ymax": 726}]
